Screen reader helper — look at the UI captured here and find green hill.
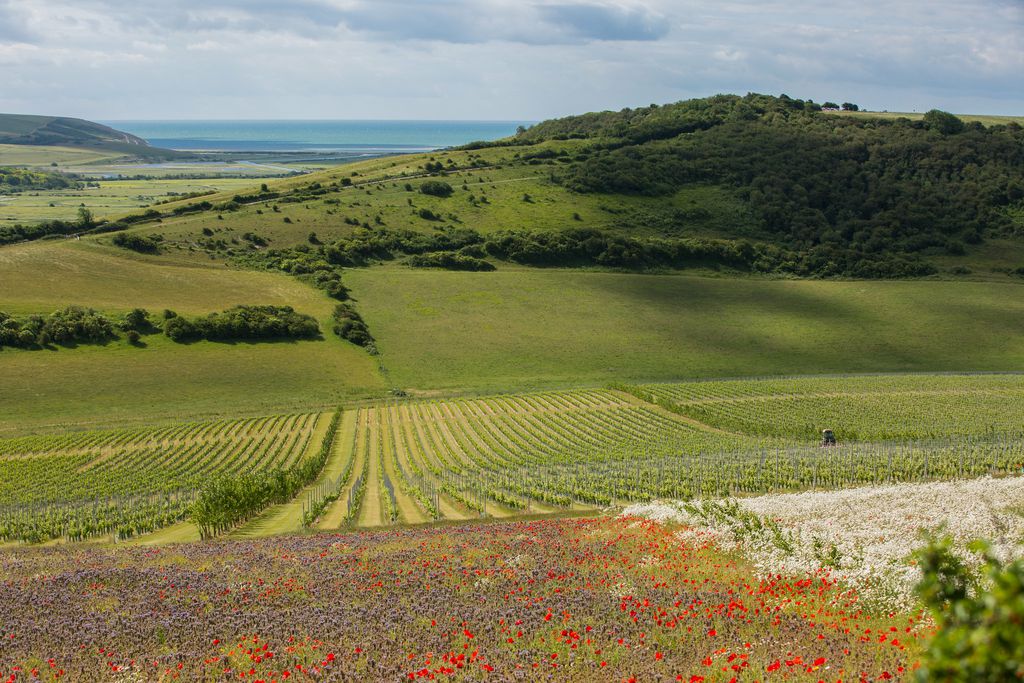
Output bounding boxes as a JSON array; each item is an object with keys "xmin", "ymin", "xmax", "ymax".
[
  {"xmin": 2, "ymin": 93, "xmax": 1024, "ymax": 432},
  {"xmin": 0, "ymin": 112, "xmax": 180, "ymax": 158},
  {"xmin": 0, "ymin": 113, "xmax": 146, "ymax": 147},
  {"xmin": 51, "ymin": 93, "xmax": 1021, "ymax": 280}
]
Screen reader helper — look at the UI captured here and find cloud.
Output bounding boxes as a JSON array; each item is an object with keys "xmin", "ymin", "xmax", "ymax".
[
  {"xmin": 332, "ymin": 0, "xmax": 668, "ymax": 44},
  {"xmin": 540, "ymin": 3, "xmax": 667, "ymax": 41},
  {"xmin": 0, "ymin": 0, "xmax": 1020, "ymax": 119}
]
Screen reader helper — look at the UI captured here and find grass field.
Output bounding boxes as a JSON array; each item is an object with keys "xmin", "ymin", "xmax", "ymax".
[
  {"xmin": 0, "ymin": 176, "xmax": 269, "ymax": 229},
  {"xmin": 346, "ymin": 267, "xmax": 1024, "ymax": 393},
  {"xmin": 0, "ymin": 238, "xmax": 336, "ymax": 315},
  {"xmin": 0, "ymin": 143, "xmax": 124, "ymax": 167},
  {"xmin": 0, "ymin": 239, "xmax": 385, "ymax": 433},
  {"xmin": 0, "ymin": 333, "xmax": 382, "ymax": 436}
]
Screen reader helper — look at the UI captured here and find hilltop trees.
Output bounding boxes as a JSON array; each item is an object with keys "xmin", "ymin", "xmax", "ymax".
[
  {"xmin": 533, "ymin": 93, "xmax": 1022, "ymax": 275},
  {"xmin": 922, "ymin": 109, "xmax": 966, "ymax": 135}
]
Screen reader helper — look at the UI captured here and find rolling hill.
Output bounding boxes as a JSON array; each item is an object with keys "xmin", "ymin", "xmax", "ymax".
[
  {"xmin": 0, "ymin": 112, "xmax": 181, "ymax": 158},
  {"xmin": 1, "ymin": 93, "xmax": 1023, "ymax": 433},
  {"xmin": 0, "ymin": 113, "xmax": 146, "ymax": 147}
]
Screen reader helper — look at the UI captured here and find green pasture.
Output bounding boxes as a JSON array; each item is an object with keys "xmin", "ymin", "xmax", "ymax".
[
  {"xmin": 0, "ymin": 144, "xmax": 124, "ymax": 167},
  {"xmin": 0, "ymin": 332, "xmax": 382, "ymax": 436},
  {"xmin": 0, "ymin": 239, "xmax": 337, "ymax": 315},
  {"xmin": 346, "ymin": 266, "xmax": 1024, "ymax": 394},
  {"xmin": 0, "ymin": 239, "xmax": 384, "ymax": 434},
  {"xmin": 0, "ymin": 177, "xmax": 270, "ymax": 229}
]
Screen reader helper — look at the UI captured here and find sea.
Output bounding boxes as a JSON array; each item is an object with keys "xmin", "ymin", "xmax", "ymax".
[{"xmin": 100, "ymin": 120, "xmax": 529, "ymax": 154}]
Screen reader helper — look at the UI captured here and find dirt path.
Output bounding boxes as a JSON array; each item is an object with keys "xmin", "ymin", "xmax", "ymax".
[{"xmin": 357, "ymin": 409, "xmax": 384, "ymax": 528}]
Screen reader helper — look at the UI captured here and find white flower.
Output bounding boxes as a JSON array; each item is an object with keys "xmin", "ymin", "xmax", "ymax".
[{"xmin": 625, "ymin": 476, "xmax": 1024, "ymax": 610}]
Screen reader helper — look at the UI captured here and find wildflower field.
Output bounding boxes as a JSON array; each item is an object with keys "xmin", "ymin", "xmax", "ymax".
[{"xmin": 0, "ymin": 515, "xmax": 924, "ymax": 682}]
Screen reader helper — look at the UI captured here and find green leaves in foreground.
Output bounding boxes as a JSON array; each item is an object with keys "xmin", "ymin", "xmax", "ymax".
[{"xmin": 915, "ymin": 535, "xmax": 1024, "ymax": 682}]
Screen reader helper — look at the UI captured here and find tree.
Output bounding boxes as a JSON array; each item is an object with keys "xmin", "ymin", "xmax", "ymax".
[
  {"xmin": 922, "ymin": 109, "xmax": 965, "ymax": 135},
  {"xmin": 120, "ymin": 308, "xmax": 152, "ymax": 332},
  {"xmin": 841, "ymin": 102, "xmax": 859, "ymax": 111},
  {"xmin": 420, "ymin": 181, "xmax": 453, "ymax": 198},
  {"xmin": 77, "ymin": 206, "xmax": 94, "ymax": 230},
  {"xmin": 822, "ymin": 101, "xmax": 839, "ymax": 109}
]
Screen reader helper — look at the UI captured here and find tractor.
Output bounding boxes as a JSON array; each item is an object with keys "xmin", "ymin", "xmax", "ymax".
[{"xmin": 821, "ymin": 428, "xmax": 837, "ymax": 447}]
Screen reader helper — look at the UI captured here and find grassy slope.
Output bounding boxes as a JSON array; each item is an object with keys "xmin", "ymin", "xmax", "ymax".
[
  {"xmin": 0, "ymin": 239, "xmax": 333, "ymax": 315},
  {"xmin": 348, "ymin": 266, "xmax": 1024, "ymax": 393},
  {"xmin": 0, "ymin": 333, "xmax": 381, "ymax": 436},
  {"xmin": 0, "ymin": 144, "xmax": 124, "ymax": 167},
  {"xmin": 0, "ymin": 177, "xmax": 271, "ymax": 229},
  {"xmin": 0, "ymin": 239, "xmax": 384, "ymax": 435},
  {"xmin": 110, "ymin": 138, "xmax": 1021, "ymax": 281}
]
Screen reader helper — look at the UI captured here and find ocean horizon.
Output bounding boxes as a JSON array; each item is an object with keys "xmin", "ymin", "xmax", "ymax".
[{"xmin": 100, "ymin": 119, "xmax": 531, "ymax": 153}]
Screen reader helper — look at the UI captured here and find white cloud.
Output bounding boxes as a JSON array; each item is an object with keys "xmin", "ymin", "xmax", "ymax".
[{"xmin": 0, "ymin": 0, "xmax": 1020, "ymax": 119}]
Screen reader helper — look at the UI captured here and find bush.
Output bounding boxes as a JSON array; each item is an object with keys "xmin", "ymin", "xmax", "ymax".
[
  {"xmin": 0, "ymin": 306, "xmax": 116, "ymax": 348},
  {"xmin": 419, "ymin": 181, "xmax": 453, "ymax": 198},
  {"xmin": 126, "ymin": 330, "xmax": 141, "ymax": 345},
  {"xmin": 331, "ymin": 304, "xmax": 374, "ymax": 348},
  {"xmin": 112, "ymin": 232, "xmax": 160, "ymax": 253},
  {"xmin": 163, "ymin": 315, "xmax": 199, "ymax": 342},
  {"xmin": 164, "ymin": 305, "xmax": 320, "ymax": 343},
  {"xmin": 408, "ymin": 251, "xmax": 495, "ymax": 271},
  {"xmin": 914, "ymin": 536, "xmax": 1024, "ymax": 681},
  {"xmin": 119, "ymin": 308, "xmax": 152, "ymax": 333}
]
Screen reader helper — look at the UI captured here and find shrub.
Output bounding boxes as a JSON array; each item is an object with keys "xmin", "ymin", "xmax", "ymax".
[
  {"xmin": 119, "ymin": 308, "xmax": 152, "ymax": 333},
  {"xmin": 111, "ymin": 232, "xmax": 160, "ymax": 253},
  {"xmin": 419, "ymin": 181, "xmax": 453, "ymax": 198},
  {"xmin": 407, "ymin": 251, "xmax": 495, "ymax": 271},
  {"xmin": 126, "ymin": 330, "xmax": 141, "ymax": 345},
  {"xmin": 331, "ymin": 304, "xmax": 374, "ymax": 348},
  {"xmin": 914, "ymin": 536, "xmax": 1024, "ymax": 681},
  {"xmin": 164, "ymin": 305, "xmax": 320, "ymax": 343}
]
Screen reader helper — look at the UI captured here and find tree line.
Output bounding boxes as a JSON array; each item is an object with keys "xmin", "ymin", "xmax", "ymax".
[{"xmin": 0, "ymin": 305, "xmax": 320, "ymax": 349}]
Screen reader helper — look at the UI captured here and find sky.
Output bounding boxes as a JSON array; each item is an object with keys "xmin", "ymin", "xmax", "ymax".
[{"xmin": 0, "ymin": 0, "xmax": 1022, "ymax": 120}]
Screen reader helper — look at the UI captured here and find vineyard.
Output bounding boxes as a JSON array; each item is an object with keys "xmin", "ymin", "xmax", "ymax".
[
  {"xmin": 0, "ymin": 412, "xmax": 326, "ymax": 543},
  {"xmin": 4, "ymin": 373, "xmax": 1023, "ymax": 543},
  {"xmin": 629, "ymin": 373, "xmax": 1024, "ymax": 441},
  {"xmin": 308, "ymin": 376, "xmax": 1024, "ymax": 529}
]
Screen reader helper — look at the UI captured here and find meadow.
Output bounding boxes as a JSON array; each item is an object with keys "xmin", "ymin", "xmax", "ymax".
[
  {"xmin": 823, "ymin": 110, "xmax": 1024, "ymax": 127},
  {"xmin": 0, "ymin": 176, "xmax": 269, "ymax": 229},
  {"xmin": 0, "ymin": 515, "xmax": 922, "ymax": 682},
  {"xmin": 346, "ymin": 267, "xmax": 1024, "ymax": 393}
]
